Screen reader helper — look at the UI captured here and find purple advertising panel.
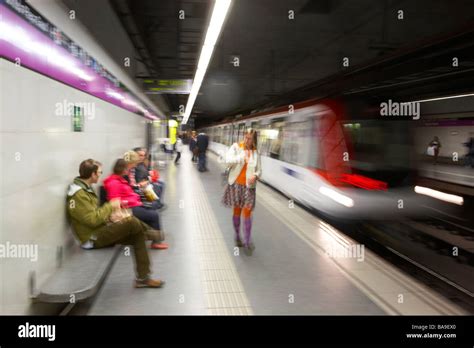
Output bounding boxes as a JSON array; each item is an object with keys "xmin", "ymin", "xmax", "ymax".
[{"xmin": 0, "ymin": 0, "xmax": 158, "ymax": 119}]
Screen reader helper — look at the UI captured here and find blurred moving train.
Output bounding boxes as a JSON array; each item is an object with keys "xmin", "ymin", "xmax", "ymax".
[
  {"xmin": 201, "ymin": 97, "xmax": 474, "ymax": 298},
  {"xmin": 202, "ymin": 98, "xmax": 422, "ymax": 220}
]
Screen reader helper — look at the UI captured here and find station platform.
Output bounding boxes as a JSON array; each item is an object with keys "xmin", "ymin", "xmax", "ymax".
[
  {"xmin": 83, "ymin": 151, "xmax": 467, "ymax": 315},
  {"xmin": 418, "ymin": 163, "xmax": 474, "ymax": 188}
]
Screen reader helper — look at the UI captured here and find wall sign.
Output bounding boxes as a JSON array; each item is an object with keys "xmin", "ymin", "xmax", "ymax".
[{"xmin": 72, "ymin": 106, "xmax": 84, "ymax": 132}]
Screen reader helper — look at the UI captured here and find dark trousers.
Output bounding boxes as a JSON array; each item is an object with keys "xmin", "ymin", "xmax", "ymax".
[
  {"xmin": 175, "ymin": 151, "xmax": 181, "ymax": 163},
  {"xmin": 93, "ymin": 217, "xmax": 151, "ymax": 279},
  {"xmin": 198, "ymin": 152, "xmax": 206, "ymax": 171},
  {"xmin": 191, "ymin": 149, "xmax": 197, "ymax": 162},
  {"xmin": 152, "ymin": 181, "xmax": 165, "ymax": 202},
  {"xmin": 465, "ymin": 154, "xmax": 474, "ymax": 167},
  {"xmin": 132, "ymin": 205, "xmax": 161, "ymax": 230}
]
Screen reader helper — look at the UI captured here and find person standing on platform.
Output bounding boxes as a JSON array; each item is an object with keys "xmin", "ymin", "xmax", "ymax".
[
  {"xmin": 189, "ymin": 131, "xmax": 198, "ymax": 163},
  {"xmin": 428, "ymin": 136, "xmax": 442, "ymax": 165},
  {"xmin": 175, "ymin": 135, "xmax": 183, "ymax": 165},
  {"xmin": 222, "ymin": 130, "xmax": 262, "ymax": 255},
  {"xmin": 463, "ymin": 133, "xmax": 474, "ymax": 168},
  {"xmin": 197, "ymin": 132, "xmax": 209, "ymax": 172}
]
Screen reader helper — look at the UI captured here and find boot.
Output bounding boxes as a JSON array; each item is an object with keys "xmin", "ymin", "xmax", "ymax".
[
  {"xmin": 243, "ymin": 217, "xmax": 254, "ymax": 255},
  {"xmin": 233, "ymin": 215, "xmax": 243, "ymax": 247}
]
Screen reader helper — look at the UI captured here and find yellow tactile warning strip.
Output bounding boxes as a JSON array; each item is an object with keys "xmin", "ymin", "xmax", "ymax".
[
  {"xmin": 256, "ymin": 183, "xmax": 467, "ymax": 315},
  {"xmin": 183, "ymin": 165, "xmax": 253, "ymax": 315}
]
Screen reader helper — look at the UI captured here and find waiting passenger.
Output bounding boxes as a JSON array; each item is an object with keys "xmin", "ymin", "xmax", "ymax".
[
  {"xmin": 124, "ymin": 150, "xmax": 140, "ymax": 188},
  {"xmin": 124, "ymin": 150, "xmax": 153, "ymax": 200},
  {"xmin": 222, "ymin": 130, "xmax": 262, "ymax": 255},
  {"xmin": 463, "ymin": 134, "xmax": 474, "ymax": 168},
  {"xmin": 133, "ymin": 147, "xmax": 165, "ymax": 206},
  {"xmin": 428, "ymin": 136, "xmax": 441, "ymax": 165},
  {"xmin": 104, "ymin": 158, "xmax": 168, "ymax": 250},
  {"xmin": 66, "ymin": 159, "xmax": 165, "ymax": 288},
  {"xmin": 189, "ymin": 131, "xmax": 198, "ymax": 163},
  {"xmin": 175, "ymin": 135, "xmax": 183, "ymax": 164},
  {"xmin": 196, "ymin": 132, "xmax": 209, "ymax": 172}
]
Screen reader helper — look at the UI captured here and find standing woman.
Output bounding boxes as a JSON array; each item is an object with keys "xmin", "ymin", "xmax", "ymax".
[
  {"xmin": 189, "ymin": 131, "xmax": 198, "ymax": 163},
  {"xmin": 429, "ymin": 136, "xmax": 442, "ymax": 165},
  {"xmin": 175, "ymin": 134, "xmax": 183, "ymax": 164},
  {"xmin": 222, "ymin": 130, "xmax": 262, "ymax": 255}
]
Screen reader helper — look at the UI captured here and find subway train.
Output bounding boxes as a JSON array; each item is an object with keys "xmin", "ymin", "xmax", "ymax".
[
  {"xmin": 201, "ymin": 98, "xmax": 423, "ymax": 221},
  {"xmin": 202, "ymin": 97, "xmax": 474, "ymax": 297}
]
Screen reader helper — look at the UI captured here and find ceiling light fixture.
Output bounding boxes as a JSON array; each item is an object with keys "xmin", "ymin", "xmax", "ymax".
[{"xmin": 182, "ymin": 0, "xmax": 232, "ymax": 125}]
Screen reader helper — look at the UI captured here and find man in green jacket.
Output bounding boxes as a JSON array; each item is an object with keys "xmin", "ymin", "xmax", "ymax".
[{"xmin": 67, "ymin": 159, "xmax": 165, "ymax": 288}]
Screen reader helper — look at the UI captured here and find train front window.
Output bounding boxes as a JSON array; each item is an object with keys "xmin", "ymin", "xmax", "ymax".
[
  {"xmin": 281, "ymin": 120, "xmax": 314, "ymax": 166},
  {"xmin": 343, "ymin": 120, "xmax": 412, "ymax": 187}
]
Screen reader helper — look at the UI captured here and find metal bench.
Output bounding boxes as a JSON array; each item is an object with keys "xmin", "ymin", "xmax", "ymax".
[{"xmin": 31, "ymin": 245, "xmax": 121, "ymax": 303}]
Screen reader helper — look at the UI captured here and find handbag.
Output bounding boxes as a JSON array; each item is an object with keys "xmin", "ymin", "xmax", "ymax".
[
  {"xmin": 108, "ymin": 208, "xmax": 132, "ymax": 225},
  {"xmin": 426, "ymin": 145, "xmax": 435, "ymax": 156},
  {"xmin": 221, "ymin": 164, "xmax": 234, "ymax": 186}
]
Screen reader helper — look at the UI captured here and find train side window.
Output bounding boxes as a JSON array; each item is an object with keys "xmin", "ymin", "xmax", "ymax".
[
  {"xmin": 258, "ymin": 128, "xmax": 271, "ymax": 156},
  {"xmin": 267, "ymin": 120, "xmax": 285, "ymax": 159},
  {"xmin": 250, "ymin": 121, "xmax": 259, "ymax": 132},
  {"xmin": 231, "ymin": 124, "xmax": 237, "ymax": 144},
  {"xmin": 223, "ymin": 126, "xmax": 229, "ymax": 145},
  {"xmin": 269, "ymin": 128, "xmax": 283, "ymax": 159},
  {"xmin": 216, "ymin": 127, "xmax": 221, "ymax": 144},
  {"xmin": 229, "ymin": 124, "xmax": 233, "ymax": 144},
  {"xmin": 239, "ymin": 123, "xmax": 245, "ymax": 142},
  {"xmin": 231, "ymin": 124, "xmax": 236, "ymax": 144}
]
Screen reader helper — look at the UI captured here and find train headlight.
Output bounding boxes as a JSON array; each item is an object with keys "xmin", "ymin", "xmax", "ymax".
[
  {"xmin": 319, "ymin": 186, "xmax": 354, "ymax": 207},
  {"xmin": 414, "ymin": 186, "xmax": 464, "ymax": 206}
]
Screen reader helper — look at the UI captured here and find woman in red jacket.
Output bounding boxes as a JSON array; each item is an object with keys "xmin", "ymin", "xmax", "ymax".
[{"xmin": 104, "ymin": 159, "xmax": 168, "ymax": 249}]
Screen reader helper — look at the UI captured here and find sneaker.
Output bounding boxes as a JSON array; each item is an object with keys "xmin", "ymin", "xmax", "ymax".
[
  {"xmin": 235, "ymin": 239, "xmax": 243, "ymax": 247},
  {"xmin": 135, "ymin": 278, "xmax": 165, "ymax": 288},
  {"xmin": 146, "ymin": 229, "xmax": 164, "ymax": 242},
  {"xmin": 243, "ymin": 243, "xmax": 255, "ymax": 256},
  {"xmin": 151, "ymin": 242, "xmax": 169, "ymax": 250}
]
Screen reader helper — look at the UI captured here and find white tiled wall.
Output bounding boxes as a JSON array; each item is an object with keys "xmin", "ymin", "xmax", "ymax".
[{"xmin": 0, "ymin": 59, "xmax": 147, "ymax": 314}]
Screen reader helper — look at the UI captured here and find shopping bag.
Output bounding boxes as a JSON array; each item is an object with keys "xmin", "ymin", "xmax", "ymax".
[
  {"xmin": 426, "ymin": 146, "xmax": 435, "ymax": 156},
  {"xmin": 143, "ymin": 184, "xmax": 159, "ymax": 201}
]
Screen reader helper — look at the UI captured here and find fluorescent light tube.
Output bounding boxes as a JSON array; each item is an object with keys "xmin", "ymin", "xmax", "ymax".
[
  {"xmin": 407, "ymin": 93, "xmax": 474, "ymax": 104},
  {"xmin": 182, "ymin": 0, "xmax": 232, "ymax": 124}
]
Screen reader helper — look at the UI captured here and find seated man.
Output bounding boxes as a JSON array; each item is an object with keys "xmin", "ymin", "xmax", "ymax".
[{"xmin": 66, "ymin": 159, "xmax": 165, "ymax": 288}]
